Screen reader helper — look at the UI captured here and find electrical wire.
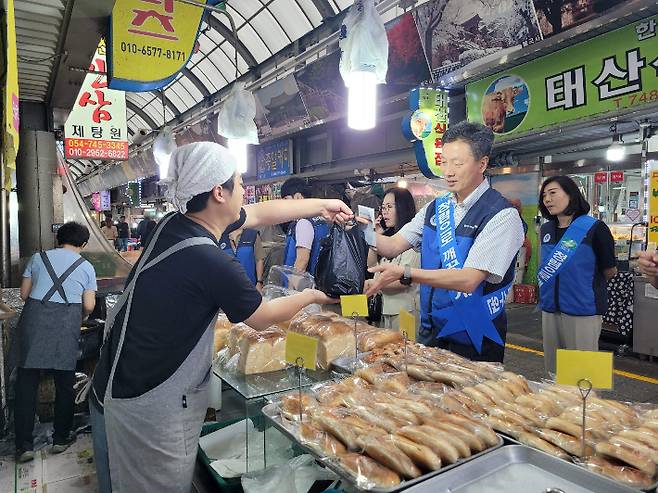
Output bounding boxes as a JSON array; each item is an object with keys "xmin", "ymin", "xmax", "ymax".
[{"xmin": 17, "ymin": 51, "xmax": 67, "ymax": 64}]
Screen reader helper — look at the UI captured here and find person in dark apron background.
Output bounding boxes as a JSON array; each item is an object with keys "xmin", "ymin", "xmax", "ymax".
[
  {"xmin": 15, "ymin": 222, "xmax": 97, "ymax": 463},
  {"xmin": 87, "ymin": 142, "xmax": 353, "ymax": 493}
]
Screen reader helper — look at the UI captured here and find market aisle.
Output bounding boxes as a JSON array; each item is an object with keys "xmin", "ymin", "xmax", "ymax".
[
  {"xmin": 0, "ymin": 434, "xmax": 97, "ymax": 493},
  {"xmin": 505, "ymin": 303, "xmax": 658, "ymax": 404}
]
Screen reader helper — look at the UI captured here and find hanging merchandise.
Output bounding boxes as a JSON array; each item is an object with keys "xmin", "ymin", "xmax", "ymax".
[
  {"xmin": 339, "ymin": 0, "xmax": 389, "ymax": 130},
  {"xmin": 152, "ymin": 126, "xmax": 177, "ymax": 179},
  {"xmin": 314, "ymin": 223, "xmax": 368, "ymax": 298},
  {"xmin": 217, "ymin": 82, "xmax": 259, "ymax": 173}
]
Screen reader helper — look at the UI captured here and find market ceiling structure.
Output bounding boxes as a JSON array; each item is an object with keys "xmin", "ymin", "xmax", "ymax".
[{"xmin": 13, "ymin": 0, "xmax": 658, "ymax": 183}]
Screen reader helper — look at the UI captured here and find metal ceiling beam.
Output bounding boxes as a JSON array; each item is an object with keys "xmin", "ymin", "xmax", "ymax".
[
  {"xmin": 181, "ymin": 67, "xmax": 211, "ymax": 98},
  {"xmin": 309, "ymin": 0, "xmax": 335, "ymax": 20},
  {"xmin": 152, "ymin": 90, "xmax": 183, "ymax": 119},
  {"xmin": 206, "ymin": 14, "xmax": 257, "ymax": 68},
  {"xmin": 126, "ymin": 100, "xmax": 159, "ymax": 130}
]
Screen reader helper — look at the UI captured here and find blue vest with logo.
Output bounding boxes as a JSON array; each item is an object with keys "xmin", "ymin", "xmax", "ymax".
[
  {"xmin": 283, "ymin": 217, "xmax": 329, "ymax": 274},
  {"xmin": 420, "ymin": 188, "xmax": 518, "ymax": 348},
  {"xmin": 220, "ymin": 229, "xmax": 258, "ymax": 284},
  {"xmin": 539, "ymin": 218, "xmax": 607, "ymax": 316}
]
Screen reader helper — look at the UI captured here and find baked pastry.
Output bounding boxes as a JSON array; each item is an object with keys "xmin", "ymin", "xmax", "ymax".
[{"xmin": 337, "ymin": 453, "xmax": 401, "ymax": 488}]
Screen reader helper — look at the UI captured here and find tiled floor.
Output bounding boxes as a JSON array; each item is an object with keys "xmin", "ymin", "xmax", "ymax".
[{"xmin": 3, "ymin": 303, "xmax": 658, "ymax": 492}]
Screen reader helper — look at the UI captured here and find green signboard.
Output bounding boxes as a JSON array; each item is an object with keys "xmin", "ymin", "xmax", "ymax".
[{"xmin": 466, "ymin": 15, "xmax": 658, "ymax": 139}]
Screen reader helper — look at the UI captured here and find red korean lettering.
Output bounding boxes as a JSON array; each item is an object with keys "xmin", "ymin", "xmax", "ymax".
[{"xmin": 93, "ymin": 91, "xmax": 112, "ymax": 123}]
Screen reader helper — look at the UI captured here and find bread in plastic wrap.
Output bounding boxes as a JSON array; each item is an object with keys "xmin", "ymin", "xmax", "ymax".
[
  {"xmin": 289, "ymin": 312, "xmax": 356, "ymax": 370},
  {"xmin": 225, "ymin": 323, "xmax": 287, "ymax": 375}
]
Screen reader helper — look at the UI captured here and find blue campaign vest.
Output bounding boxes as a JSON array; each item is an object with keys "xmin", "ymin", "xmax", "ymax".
[
  {"xmin": 220, "ymin": 229, "xmax": 258, "ymax": 284},
  {"xmin": 419, "ymin": 188, "xmax": 518, "ymax": 351},
  {"xmin": 283, "ymin": 217, "xmax": 330, "ymax": 274},
  {"xmin": 539, "ymin": 217, "xmax": 607, "ymax": 316}
]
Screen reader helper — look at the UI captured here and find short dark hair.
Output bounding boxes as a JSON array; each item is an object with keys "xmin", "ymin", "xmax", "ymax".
[
  {"xmin": 120, "ymin": 215, "xmax": 126, "ymax": 220},
  {"xmin": 57, "ymin": 222, "xmax": 90, "ymax": 247},
  {"xmin": 539, "ymin": 175, "xmax": 591, "ymax": 220},
  {"xmin": 443, "ymin": 121, "xmax": 495, "ymax": 160},
  {"xmin": 383, "ymin": 187, "xmax": 416, "ymax": 235},
  {"xmin": 185, "ymin": 175, "xmax": 236, "ymax": 214},
  {"xmin": 280, "ymin": 177, "xmax": 311, "ymax": 199}
]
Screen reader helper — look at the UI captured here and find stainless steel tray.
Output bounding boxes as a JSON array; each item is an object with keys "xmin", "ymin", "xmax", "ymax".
[
  {"xmin": 261, "ymin": 400, "xmax": 504, "ymax": 493},
  {"xmin": 401, "ymin": 444, "xmax": 642, "ymax": 493}
]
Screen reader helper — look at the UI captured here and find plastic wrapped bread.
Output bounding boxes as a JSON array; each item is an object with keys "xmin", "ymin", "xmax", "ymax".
[
  {"xmin": 227, "ymin": 323, "xmax": 287, "ymax": 375},
  {"xmin": 213, "ymin": 314, "xmax": 233, "ymax": 354},
  {"xmin": 289, "ymin": 311, "xmax": 357, "ymax": 369}
]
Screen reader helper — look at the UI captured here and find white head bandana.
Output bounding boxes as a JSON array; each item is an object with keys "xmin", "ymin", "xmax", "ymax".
[{"xmin": 163, "ymin": 141, "xmax": 238, "ymax": 213}]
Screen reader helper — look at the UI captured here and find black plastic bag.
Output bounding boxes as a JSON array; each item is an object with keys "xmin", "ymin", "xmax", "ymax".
[{"xmin": 314, "ymin": 223, "xmax": 369, "ymax": 298}]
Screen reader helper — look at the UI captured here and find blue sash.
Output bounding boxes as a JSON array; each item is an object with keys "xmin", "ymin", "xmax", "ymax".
[
  {"xmin": 537, "ymin": 215, "xmax": 597, "ymax": 290},
  {"xmin": 433, "ymin": 195, "xmax": 511, "ymax": 354}
]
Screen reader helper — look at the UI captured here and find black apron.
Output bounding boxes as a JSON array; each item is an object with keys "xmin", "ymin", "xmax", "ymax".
[{"xmin": 17, "ymin": 252, "xmax": 86, "ymax": 371}]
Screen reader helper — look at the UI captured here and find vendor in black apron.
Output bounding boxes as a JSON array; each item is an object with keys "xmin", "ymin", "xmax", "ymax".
[
  {"xmin": 15, "ymin": 222, "xmax": 97, "ymax": 463},
  {"xmin": 88, "ymin": 141, "xmax": 353, "ymax": 493},
  {"xmin": 364, "ymin": 121, "xmax": 525, "ymax": 362}
]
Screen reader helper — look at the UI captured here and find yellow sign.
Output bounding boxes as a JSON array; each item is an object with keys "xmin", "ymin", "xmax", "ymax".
[
  {"xmin": 108, "ymin": 0, "xmax": 209, "ymax": 91},
  {"xmin": 556, "ymin": 349, "xmax": 613, "ymax": 390},
  {"xmin": 649, "ymin": 162, "xmax": 658, "ymax": 246},
  {"xmin": 340, "ymin": 295, "xmax": 368, "ymax": 317},
  {"xmin": 2, "ymin": 0, "xmax": 20, "ymax": 189},
  {"xmin": 399, "ymin": 310, "xmax": 416, "ymax": 342},
  {"xmin": 285, "ymin": 332, "xmax": 318, "ymax": 370}
]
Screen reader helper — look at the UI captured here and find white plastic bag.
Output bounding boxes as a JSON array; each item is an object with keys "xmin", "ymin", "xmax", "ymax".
[
  {"xmin": 241, "ymin": 454, "xmax": 336, "ymax": 493},
  {"xmin": 217, "ymin": 82, "xmax": 259, "ymax": 144},
  {"xmin": 339, "ymin": 0, "xmax": 388, "ymax": 85}
]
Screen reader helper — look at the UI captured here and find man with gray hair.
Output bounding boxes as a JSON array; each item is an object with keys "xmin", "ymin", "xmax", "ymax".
[
  {"xmin": 89, "ymin": 141, "xmax": 353, "ymax": 492},
  {"xmin": 364, "ymin": 121, "xmax": 525, "ymax": 362}
]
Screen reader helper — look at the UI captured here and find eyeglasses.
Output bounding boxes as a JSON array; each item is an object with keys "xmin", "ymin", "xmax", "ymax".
[{"xmin": 380, "ymin": 203, "xmax": 395, "ymax": 211}]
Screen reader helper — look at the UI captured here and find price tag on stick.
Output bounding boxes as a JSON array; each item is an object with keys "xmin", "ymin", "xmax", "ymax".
[
  {"xmin": 340, "ymin": 295, "xmax": 368, "ymax": 317},
  {"xmin": 556, "ymin": 349, "xmax": 613, "ymax": 390},
  {"xmin": 285, "ymin": 332, "xmax": 318, "ymax": 370}
]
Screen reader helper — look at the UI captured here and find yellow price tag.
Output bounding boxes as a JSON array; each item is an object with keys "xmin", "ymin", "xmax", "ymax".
[
  {"xmin": 399, "ymin": 310, "xmax": 416, "ymax": 342},
  {"xmin": 340, "ymin": 294, "xmax": 368, "ymax": 317},
  {"xmin": 285, "ymin": 332, "xmax": 318, "ymax": 370},
  {"xmin": 555, "ymin": 349, "xmax": 613, "ymax": 390}
]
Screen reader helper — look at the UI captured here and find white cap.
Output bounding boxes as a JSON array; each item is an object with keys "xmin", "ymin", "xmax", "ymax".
[{"xmin": 163, "ymin": 141, "xmax": 237, "ymax": 213}]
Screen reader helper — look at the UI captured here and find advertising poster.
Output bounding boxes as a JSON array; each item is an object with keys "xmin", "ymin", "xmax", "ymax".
[
  {"xmin": 466, "ymin": 16, "xmax": 658, "ymax": 139},
  {"xmin": 490, "ymin": 173, "xmax": 540, "ymax": 284},
  {"xmin": 256, "ymin": 139, "xmax": 292, "ymax": 180},
  {"xmin": 413, "ymin": 0, "xmax": 542, "ymax": 80},
  {"xmin": 255, "ymin": 75, "xmax": 309, "ymax": 139},
  {"xmin": 533, "ymin": 0, "xmax": 627, "ymax": 37}
]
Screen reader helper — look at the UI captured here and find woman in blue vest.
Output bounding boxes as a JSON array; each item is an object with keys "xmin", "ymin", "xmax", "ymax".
[
  {"xmin": 538, "ymin": 175, "xmax": 617, "ymax": 374},
  {"xmin": 280, "ymin": 177, "xmax": 329, "ymax": 274},
  {"xmin": 363, "ymin": 121, "xmax": 525, "ymax": 363},
  {"xmin": 15, "ymin": 222, "xmax": 97, "ymax": 463},
  {"xmin": 219, "ymin": 227, "xmax": 265, "ymax": 291}
]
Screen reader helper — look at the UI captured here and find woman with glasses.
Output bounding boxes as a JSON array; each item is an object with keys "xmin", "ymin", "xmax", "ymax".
[{"xmin": 365, "ymin": 187, "xmax": 420, "ymax": 331}]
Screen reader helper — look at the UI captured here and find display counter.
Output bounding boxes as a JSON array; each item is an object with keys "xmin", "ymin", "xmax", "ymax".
[{"xmin": 633, "ymin": 276, "xmax": 658, "ymax": 359}]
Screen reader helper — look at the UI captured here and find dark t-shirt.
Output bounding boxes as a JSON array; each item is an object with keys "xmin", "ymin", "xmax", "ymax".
[
  {"xmin": 555, "ymin": 220, "xmax": 616, "ymax": 272},
  {"xmin": 92, "ymin": 211, "xmax": 262, "ymax": 402},
  {"xmin": 117, "ymin": 222, "xmax": 130, "ymax": 238}
]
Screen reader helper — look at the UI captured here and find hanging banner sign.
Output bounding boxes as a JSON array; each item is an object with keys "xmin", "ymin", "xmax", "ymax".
[
  {"xmin": 108, "ymin": 0, "xmax": 221, "ymax": 91},
  {"xmin": 594, "ymin": 172, "xmax": 608, "ymax": 184},
  {"xmin": 649, "ymin": 162, "xmax": 658, "ymax": 246},
  {"xmin": 610, "ymin": 171, "xmax": 625, "ymax": 183},
  {"xmin": 256, "ymin": 139, "xmax": 292, "ymax": 181},
  {"xmin": 65, "ymin": 40, "xmax": 129, "ymax": 160},
  {"xmin": 2, "ymin": 0, "xmax": 20, "ymax": 189},
  {"xmin": 402, "ymin": 87, "xmax": 448, "ymax": 179},
  {"xmin": 466, "ymin": 15, "xmax": 658, "ymax": 139}
]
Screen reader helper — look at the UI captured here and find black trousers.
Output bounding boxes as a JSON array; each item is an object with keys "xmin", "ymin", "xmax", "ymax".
[{"xmin": 14, "ymin": 368, "xmax": 75, "ymax": 451}]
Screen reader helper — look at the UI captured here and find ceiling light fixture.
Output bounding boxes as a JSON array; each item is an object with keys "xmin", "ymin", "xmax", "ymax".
[{"xmin": 606, "ymin": 123, "xmax": 625, "ymax": 162}]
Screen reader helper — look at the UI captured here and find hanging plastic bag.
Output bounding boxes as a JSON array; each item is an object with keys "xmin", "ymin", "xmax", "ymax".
[
  {"xmin": 339, "ymin": 0, "xmax": 389, "ymax": 85},
  {"xmin": 217, "ymin": 81, "xmax": 259, "ymax": 144},
  {"xmin": 314, "ymin": 223, "xmax": 368, "ymax": 298}
]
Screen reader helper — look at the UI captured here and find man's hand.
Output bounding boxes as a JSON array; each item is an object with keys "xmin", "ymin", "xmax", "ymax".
[
  {"xmin": 364, "ymin": 264, "xmax": 404, "ymax": 296},
  {"xmin": 303, "ymin": 288, "xmax": 340, "ymax": 305},
  {"xmin": 320, "ymin": 199, "xmax": 353, "ymax": 225},
  {"xmin": 638, "ymin": 250, "xmax": 658, "ymax": 279}
]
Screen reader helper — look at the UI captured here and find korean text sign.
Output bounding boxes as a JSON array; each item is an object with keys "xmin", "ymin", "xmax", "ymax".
[
  {"xmin": 109, "ymin": 0, "xmax": 210, "ymax": 91},
  {"xmin": 402, "ymin": 87, "xmax": 448, "ymax": 179},
  {"xmin": 466, "ymin": 16, "xmax": 658, "ymax": 139},
  {"xmin": 649, "ymin": 161, "xmax": 658, "ymax": 246},
  {"xmin": 256, "ymin": 140, "xmax": 292, "ymax": 180},
  {"xmin": 64, "ymin": 40, "xmax": 129, "ymax": 161}
]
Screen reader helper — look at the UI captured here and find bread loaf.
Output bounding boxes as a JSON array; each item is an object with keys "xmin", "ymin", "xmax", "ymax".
[
  {"xmin": 595, "ymin": 442, "xmax": 657, "ymax": 476},
  {"xmin": 389, "ymin": 434, "xmax": 442, "ymax": 471},
  {"xmin": 535, "ymin": 428, "xmax": 593, "ymax": 457},
  {"xmin": 585, "ymin": 456, "xmax": 654, "ymax": 489},
  {"xmin": 358, "ymin": 434, "xmax": 422, "ymax": 479},
  {"xmin": 516, "ymin": 431, "xmax": 570, "ymax": 459},
  {"xmin": 397, "ymin": 426, "xmax": 461, "ymax": 464},
  {"xmin": 235, "ymin": 326, "xmax": 286, "ymax": 374},
  {"xmin": 289, "ymin": 312, "xmax": 356, "ymax": 368},
  {"xmin": 299, "ymin": 422, "xmax": 346, "ymax": 456},
  {"xmin": 337, "ymin": 453, "xmax": 401, "ymax": 488}
]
